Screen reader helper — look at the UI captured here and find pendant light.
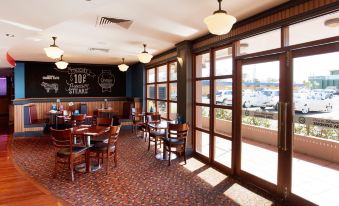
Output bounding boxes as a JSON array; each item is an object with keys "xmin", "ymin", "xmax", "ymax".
[
  {"xmin": 118, "ymin": 58, "xmax": 129, "ymax": 72},
  {"xmin": 137, "ymin": 44, "xmax": 153, "ymax": 63},
  {"xmin": 44, "ymin": 36, "xmax": 64, "ymax": 59},
  {"xmin": 55, "ymin": 55, "xmax": 68, "ymax": 70},
  {"xmin": 204, "ymin": 0, "xmax": 236, "ymax": 35}
]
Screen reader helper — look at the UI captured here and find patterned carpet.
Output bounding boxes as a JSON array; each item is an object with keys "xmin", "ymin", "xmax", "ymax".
[{"xmin": 12, "ymin": 129, "xmax": 277, "ymax": 206}]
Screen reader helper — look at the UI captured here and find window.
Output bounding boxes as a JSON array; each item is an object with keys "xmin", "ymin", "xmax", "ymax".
[
  {"xmin": 194, "ymin": 47, "xmax": 233, "ymax": 165},
  {"xmin": 146, "ymin": 62, "xmax": 178, "ymax": 120},
  {"xmin": 239, "ymin": 29, "xmax": 281, "ymax": 55},
  {"xmin": 289, "ymin": 11, "xmax": 339, "ymax": 45}
]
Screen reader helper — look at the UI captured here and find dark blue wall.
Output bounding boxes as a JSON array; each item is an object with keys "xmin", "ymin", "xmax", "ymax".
[
  {"xmin": 126, "ymin": 63, "xmax": 145, "ymax": 108},
  {"xmin": 14, "ymin": 63, "xmax": 25, "ymax": 99}
]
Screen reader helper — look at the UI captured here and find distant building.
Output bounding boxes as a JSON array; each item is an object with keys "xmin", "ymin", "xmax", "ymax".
[{"xmin": 308, "ymin": 70, "xmax": 339, "ymax": 89}]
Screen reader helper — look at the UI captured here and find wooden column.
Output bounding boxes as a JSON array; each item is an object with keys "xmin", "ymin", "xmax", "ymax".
[{"xmin": 176, "ymin": 40, "xmax": 193, "ymax": 153}]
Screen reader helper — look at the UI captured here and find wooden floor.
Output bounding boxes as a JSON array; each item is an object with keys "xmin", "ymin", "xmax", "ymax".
[{"xmin": 0, "ymin": 133, "xmax": 69, "ymax": 206}]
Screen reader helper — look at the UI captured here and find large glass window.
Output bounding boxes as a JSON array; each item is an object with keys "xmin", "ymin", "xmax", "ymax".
[
  {"xmin": 196, "ymin": 53, "xmax": 210, "ymax": 78},
  {"xmin": 290, "ymin": 11, "xmax": 339, "ymax": 45},
  {"xmin": 239, "ymin": 29, "xmax": 281, "ymax": 55},
  {"xmin": 146, "ymin": 62, "xmax": 178, "ymax": 120},
  {"xmin": 194, "ymin": 47, "xmax": 233, "ymax": 167}
]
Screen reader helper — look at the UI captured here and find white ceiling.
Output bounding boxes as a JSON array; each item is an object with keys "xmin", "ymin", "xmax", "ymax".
[{"xmin": 0, "ymin": 0, "xmax": 288, "ymax": 68}]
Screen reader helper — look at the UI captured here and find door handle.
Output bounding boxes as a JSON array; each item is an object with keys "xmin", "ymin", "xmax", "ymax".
[{"xmin": 278, "ymin": 102, "xmax": 288, "ymax": 151}]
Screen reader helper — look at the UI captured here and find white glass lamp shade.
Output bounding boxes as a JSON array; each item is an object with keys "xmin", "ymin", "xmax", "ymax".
[
  {"xmin": 55, "ymin": 60, "xmax": 68, "ymax": 69},
  {"xmin": 204, "ymin": 12, "xmax": 236, "ymax": 35},
  {"xmin": 118, "ymin": 63, "xmax": 129, "ymax": 72},
  {"xmin": 44, "ymin": 46, "xmax": 64, "ymax": 59},
  {"xmin": 137, "ymin": 52, "xmax": 153, "ymax": 64}
]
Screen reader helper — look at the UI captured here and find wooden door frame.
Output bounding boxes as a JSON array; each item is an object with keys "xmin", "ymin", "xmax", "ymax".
[{"xmin": 234, "ymin": 53, "xmax": 289, "ymax": 198}]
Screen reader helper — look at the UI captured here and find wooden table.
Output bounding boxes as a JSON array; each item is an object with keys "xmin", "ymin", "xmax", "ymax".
[
  {"xmin": 57, "ymin": 115, "xmax": 93, "ymax": 128},
  {"xmin": 71, "ymin": 125, "xmax": 110, "ymax": 172},
  {"xmin": 96, "ymin": 108, "xmax": 118, "ymax": 118}
]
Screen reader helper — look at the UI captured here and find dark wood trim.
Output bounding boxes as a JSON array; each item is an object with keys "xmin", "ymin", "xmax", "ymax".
[
  {"xmin": 192, "ymin": 1, "xmax": 339, "ymax": 52},
  {"xmin": 291, "ymin": 40, "xmax": 339, "ymax": 58},
  {"xmin": 239, "ymin": 53, "xmax": 282, "ymax": 65},
  {"xmin": 235, "ymin": 48, "xmax": 285, "ymax": 61},
  {"xmin": 213, "ymin": 133, "xmax": 232, "ymax": 141},
  {"xmin": 193, "ymin": 151, "xmax": 210, "ymax": 163},
  {"xmin": 239, "ymin": 170, "xmax": 278, "ymax": 200},
  {"xmin": 233, "ymin": 56, "xmax": 242, "ymax": 176},
  {"xmin": 287, "ymin": 193, "xmax": 318, "ymax": 206}
]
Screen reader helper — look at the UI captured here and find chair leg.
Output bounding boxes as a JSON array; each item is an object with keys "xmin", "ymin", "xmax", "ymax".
[
  {"xmin": 106, "ymin": 152, "xmax": 109, "ymax": 175},
  {"xmin": 155, "ymin": 137, "xmax": 157, "ymax": 155},
  {"xmin": 168, "ymin": 148, "xmax": 171, "ymax": 166},
  {"xmin": 70, "ymin": 159, "xmax": 74, "ymax": 182},
  {"xmin": 148, "ymin": 136, "xmax": 151, "ymax": 151},
  {"xmin": 114, "ymin": 151, "xmax": 117, "ymax": 167},
  {"xmin": 184, "ymin": 143, "xmax": 187, "ymax": 165}
]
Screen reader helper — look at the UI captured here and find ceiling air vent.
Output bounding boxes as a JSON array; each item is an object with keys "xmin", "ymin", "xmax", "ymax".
[
  {"xmin": 96, "ymin": 17, "xmax": 133, "ymax": 29},
  {"xmin": 89, "ymin": 48, "xmax": 110, "ymax": 53}
]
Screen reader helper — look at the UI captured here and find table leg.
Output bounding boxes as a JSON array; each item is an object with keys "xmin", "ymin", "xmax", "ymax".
[{"xmin": 86, "ymin": 152, "xmax": 90, "ymax": 173}]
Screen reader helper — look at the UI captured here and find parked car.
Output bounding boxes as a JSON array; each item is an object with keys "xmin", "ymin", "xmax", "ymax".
[
  {"xmin": 325, "ymin": 86, "xmax": 338, "ymax": 94},
  {"xmin": 242, "ymin": 91, "xmax": 256, "ymax": 108},
  {"xmin": 311, "ymin": 89, "xmax": 333, "ymax": 99},
  {"xmin": 251, "ymin": 90, "xmax": 279, "ymax": 110},
  {"xmin": 294, "ymin": 92, "xmax": 333, "ymax": 114},
  {"xmin": 216, "ymin": 90, "xmax": 232, "ymax": 105}
]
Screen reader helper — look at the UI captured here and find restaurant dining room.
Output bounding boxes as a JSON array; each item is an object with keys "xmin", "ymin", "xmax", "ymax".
[{"xmin": 0, "ymin": 0, "xmax": 338, "ymax": 205}]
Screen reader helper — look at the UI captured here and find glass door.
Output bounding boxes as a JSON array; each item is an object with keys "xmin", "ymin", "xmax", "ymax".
[
  {"xmin": 291, "ymin": 47, "xmax": 339, "ymax": 206},
  {"xmin": 238, "ymin": 54, "xmax": 290, "ymax": 195}
]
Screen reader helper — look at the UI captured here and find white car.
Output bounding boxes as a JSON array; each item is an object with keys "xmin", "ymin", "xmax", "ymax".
[
  {"xmin": 216, "ymin": 90, "xmax": 232, "ymax": 105},
  {"xmin": 251, "ymin": 90, "xmax": 279, "ymax": 110},
  {"xmin": 294, "ymin": 93, "xmax": 333, "ymax": 114}
]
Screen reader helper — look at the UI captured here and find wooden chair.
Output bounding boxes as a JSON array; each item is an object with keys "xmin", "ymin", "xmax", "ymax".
[
  {"xmin": 70, "ymin": 114, "xmax": 86, "ymax": 127},
  {"xmin": 28, "ymin": 104, "xmax": 47, "ymax": 124},
  {"xmin": 147, "ymin": 114, "xmax": 165, "ymax": 155},
  {"xmin": 163, "ymin": 123, "xmax": 189, "ymax": 166},
  {"xmin": 95, "ymin": 117, "xmax": 112, "ymax": 126},
  {"xmin": 88, "ymin": 125, "xmax": 121, "ymax": 174},
  {"xmin": 91, "ymin": 117, "xmax": 112, "ymax": 144},
  {"xmin": 50, "ymin": 128, "xmax": 88, "ymax": 181}
]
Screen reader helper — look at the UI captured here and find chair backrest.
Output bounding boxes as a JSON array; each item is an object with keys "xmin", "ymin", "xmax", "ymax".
[
  {"xmin": 168, "ymin": 123, "xmax": 189, "ymax": 141},
  {"xmin": 151, "ymin": 114, "xmax": 161, "ymax": 122},
  {"xmin": 108, "ymin": 124, "xmax": 121, "ymax": 146},
  {"xmin": 122, "ymin": 102, "xmax": 132, "ymax": 119},
  {"xmin": 71, "ymin": 114, "xmax": 86, "ymax": 126},
  {"xmin": 80, "ymin": 103, "xmax": 87, "ymax": 114},
  {"xmin": 28, "ymin": 104, "xmax": 39, "ymax": 124},
  {"xmin": 96, "ymin": 117, "xmax": 112, "ymax": 126},
  {"xmin": 50, "ymin": 128, "xmax": 72, "ymax": 149}
]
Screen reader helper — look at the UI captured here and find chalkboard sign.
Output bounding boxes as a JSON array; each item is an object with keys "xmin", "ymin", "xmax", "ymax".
[{"xmin": 25, "ymin": 62, "xmax": 126, "ymax": 98}]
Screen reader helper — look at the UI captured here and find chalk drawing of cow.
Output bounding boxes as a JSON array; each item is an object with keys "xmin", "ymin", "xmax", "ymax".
[{"xmin": 41, "ymin": 82, "xmax": 59, "ymax": 93}]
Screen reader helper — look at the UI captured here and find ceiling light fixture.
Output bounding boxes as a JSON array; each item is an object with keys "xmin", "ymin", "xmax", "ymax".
[
  {"xmin": 118, "ymin": 58, "xmax": 129, "ymax": 72},
  {"xmin": 137, "ymin": 44, "xmax": 153, "ymax": 64},
  {"xmin": 44, "ymin": 36, "xmax": 64, "ymax": 59},
  {"xmin": 204, "ymin": 0, "xmax": 236, "ymax": 35},
  {"xmin": 324, "ymin": 18, "xmax": 339, "ymax": 28},
  {"xmin": 55, "ymin": 55, "xmax": 68, "ymax": 70}
]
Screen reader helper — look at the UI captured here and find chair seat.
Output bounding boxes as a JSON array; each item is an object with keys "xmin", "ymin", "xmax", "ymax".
[
  {"xmin": 149, "ymin": 131, "xmax": 166, "ymax": 137},
  {"xmin": 90, "ymin": 136, "xmax": 109, "ymax": 143},
  {"xmin": 163, "ymin": 138, "xmax": 185, "ymax": 145},
  {"xmin": 57, "ymin": 146, "xmax": 88, "ymax": 156},
  {"xmin": 89, "ymin": 142, "xmax": 115, "ymax": 152}
]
